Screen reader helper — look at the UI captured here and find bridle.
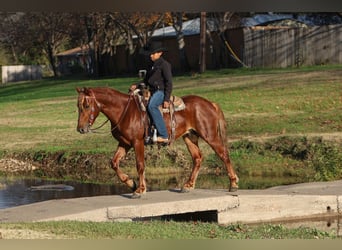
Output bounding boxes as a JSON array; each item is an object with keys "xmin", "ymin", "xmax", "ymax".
[{"xmin": 82, "ymin": 92, "xmax": 134, "ymax": 133}]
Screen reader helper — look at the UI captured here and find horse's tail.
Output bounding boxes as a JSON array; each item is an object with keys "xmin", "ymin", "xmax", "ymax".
[{"xmin": 212, "ymin": 102, "xmax": 228, "ymax": 148}]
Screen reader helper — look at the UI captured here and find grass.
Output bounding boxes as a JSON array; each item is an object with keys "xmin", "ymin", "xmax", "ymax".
[
  {"xmin": 0, "ymin": 221, "xmax": 336, "ymax": 239},
  {"xmin": 1, "ymin": 65, "xmax": 341, "ymax": 152},
  {"xmin": 0, "ymin": 65, "xmax": 341, "ymax": 239}
]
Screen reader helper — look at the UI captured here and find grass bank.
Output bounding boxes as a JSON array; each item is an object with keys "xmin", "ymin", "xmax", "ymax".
[{"xmin": 0, "ymin": 221, "xmax": 337, "ymax": 239}]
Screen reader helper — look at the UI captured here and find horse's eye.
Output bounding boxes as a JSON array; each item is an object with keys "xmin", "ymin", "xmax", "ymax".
[{"xmin": 84, "ymin": 100, "xmax": 90, "ymax": 109}]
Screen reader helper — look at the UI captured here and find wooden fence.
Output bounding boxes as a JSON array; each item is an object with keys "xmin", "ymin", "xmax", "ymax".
[
  {"xmin": 242, "ymin": 24, "xmax": 342, "ymax": 68},
  {"xmin": 1, "ymin": 65, "xmax": 42, "ymax": 84}
]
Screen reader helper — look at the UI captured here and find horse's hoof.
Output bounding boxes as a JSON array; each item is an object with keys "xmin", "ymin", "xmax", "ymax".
[
  {"xmin": 131, "ymin": 192, "xmax": 142, "ymax": 199},
  {"xmin": 131, "ymin": 180, "xmax": 138, "ymax": 192},
  {"xmin": 180, "ymin": 187, "xmax": 191, "ymax": 193}
]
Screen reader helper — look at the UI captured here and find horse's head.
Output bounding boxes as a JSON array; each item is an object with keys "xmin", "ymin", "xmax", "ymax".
[{"xmin": 76, "ymin": 87, "xmax": 101, "ymax": 134}]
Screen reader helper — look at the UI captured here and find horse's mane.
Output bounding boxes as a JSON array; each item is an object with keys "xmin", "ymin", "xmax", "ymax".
[{"xmin": 90, "ymin": 86, "xmax": 127, "ymax": 96}]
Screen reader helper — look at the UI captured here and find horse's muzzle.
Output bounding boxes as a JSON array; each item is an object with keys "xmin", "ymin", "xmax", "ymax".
[{"xmin": 77, "ymin": 126, "xmax": 90, "ymax": 134}]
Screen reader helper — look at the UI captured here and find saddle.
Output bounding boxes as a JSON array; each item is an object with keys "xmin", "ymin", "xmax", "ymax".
[
  {"xmin": 133, "ymin": 88, "xmax": 185, "ymax": 113},
  {"xmin": 132, "ymin": 87, "xmax": 186, "ymax": 145}
]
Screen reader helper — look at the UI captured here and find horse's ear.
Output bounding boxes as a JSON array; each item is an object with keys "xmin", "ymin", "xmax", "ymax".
[
  {"xmin": 76, "ymin": 87, "xmax": 83, "ymax": 93},
  {"xmin": 76, "ymin": 87, "xmax": 90, "ymax": 94},
  {"xmin": 83, "ymin": 87, "xmax": 91, "ymax": 95}
]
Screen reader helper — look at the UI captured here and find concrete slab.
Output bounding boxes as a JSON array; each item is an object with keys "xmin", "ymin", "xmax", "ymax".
[
  {"xmin": 110, "ymin": 191, "xmax": 239, "ymax": 222},
  {"xmin": 0, "ymin": 189, "xmax": 239, "ymax": 223},
  {"xmin": 218, "ymin": 195, "xmax": 339, "ymax": 224},
  {"xmin": 0, "ymin": 180, "xmax": 341, "ymax": 225}
]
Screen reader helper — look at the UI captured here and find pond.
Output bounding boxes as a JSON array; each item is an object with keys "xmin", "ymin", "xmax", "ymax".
[
  {"xmin": 0, "ymin": 172, "xmax": 303, "ymax": 210},
  {"xmin": 0, "ymin": 177, "xmax": 136, "ymax": 209}
]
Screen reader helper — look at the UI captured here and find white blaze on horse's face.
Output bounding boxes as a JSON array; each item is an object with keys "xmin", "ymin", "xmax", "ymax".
[{"xmin": 77, "ymin": 92, "xmax": 96, "ymax": 134}]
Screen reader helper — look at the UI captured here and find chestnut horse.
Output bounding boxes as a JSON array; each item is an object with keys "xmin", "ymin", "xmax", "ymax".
[{"xmin": 76, "ymin": 87, "xmax": 238, "ymax": 198}]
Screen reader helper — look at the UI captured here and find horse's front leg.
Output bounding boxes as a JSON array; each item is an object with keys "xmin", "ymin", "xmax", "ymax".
[
  {"xmin": 110, "ymin": 144, "xmax": 137, "ymax": 191},
  {"xmin": 131, "ymin": 141, "xmax": 146, "ymax": 199}
]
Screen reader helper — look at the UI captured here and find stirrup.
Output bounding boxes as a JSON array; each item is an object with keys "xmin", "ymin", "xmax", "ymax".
[{"xmin": 156, "ymin": 137, "xmax": 169, "ymax": 143}]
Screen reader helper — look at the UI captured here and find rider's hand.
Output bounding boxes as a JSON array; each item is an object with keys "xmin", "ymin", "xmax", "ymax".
[
  {"xmin": 163, "ymin": 101, "xmax": 170, "ymax": 109},
  {"xmin": 129, "ymin": 84, "xmax": 137, "ymax": 92}
]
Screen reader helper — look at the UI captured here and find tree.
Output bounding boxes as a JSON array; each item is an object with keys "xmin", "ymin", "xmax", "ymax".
[
  {"xmin": 210, "ymin": 12, "xmax": 247, "ymax": 68},
  {"xmin": 171, "ymin": 12, "xmax": 190, "ymax": 72},
  {"xmin": 108, "ymin": 12, "xmax": 166, "ymax": 74},
  {"xmin": 82, "ymin": 12, "xmax": 108, "ymax": 77},
  {"xmin": 29, "ymin": 12, "xmax": 82, "ymax": 76},
  {"xmin": 0, "ymin": 12, "xmax": 32, "ymax": 64},
  {"xmin": 0, "ymin": 12, "xmax": 81, "ymax": 76}
]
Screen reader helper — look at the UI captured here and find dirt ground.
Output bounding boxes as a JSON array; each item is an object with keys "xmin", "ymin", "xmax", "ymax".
[{"xmin": 0, "ymin": 158, "xmax": 38, "ymax": 173}]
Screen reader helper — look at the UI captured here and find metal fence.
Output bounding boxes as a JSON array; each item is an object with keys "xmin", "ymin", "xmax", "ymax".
[
  {"xmin": 1, "ymin": 65, "xmax": 42, "ymax": 84},
  {"xmin": 242, "ymin": 24, "xmax": 342, "ymax": 68}
]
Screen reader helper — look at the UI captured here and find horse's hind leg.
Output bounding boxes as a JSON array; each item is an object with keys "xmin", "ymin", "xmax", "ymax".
[
  {"xmin": 181, "ymin": 133, "xmax": 203, "ymax": 192},
  {"xmin": 204, "ymin": 103, "xmax": 239, "ymax": 192},
  {"xmin": 110, "ymin": 144, "xmax": 137, "ymax": 191},
  {"xmin": 221, "ymin": 148, "xmax": 238, "ymax": 192},
  {"xmin": 210, "ymin": 142, "xmax": 239, "ymax": 192}
]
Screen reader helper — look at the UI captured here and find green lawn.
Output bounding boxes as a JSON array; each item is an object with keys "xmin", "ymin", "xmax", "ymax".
[{"xmin": 1, "ymin": 65, "xmax": 341, "ymax": 152}]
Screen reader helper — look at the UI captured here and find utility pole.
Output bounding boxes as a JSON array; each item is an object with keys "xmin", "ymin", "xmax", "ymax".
[{"xmin": 199, "ymin": 12, "xmax": 206, "ymax": 73}]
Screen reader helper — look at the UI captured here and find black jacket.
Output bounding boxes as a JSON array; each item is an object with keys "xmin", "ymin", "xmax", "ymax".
[{"xmin": 144, "ymin": 57, "xmax": 173, "ymax": 102}]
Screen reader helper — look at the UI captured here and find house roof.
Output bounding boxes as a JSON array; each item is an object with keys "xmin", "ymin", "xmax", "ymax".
[
  {"xmin": 242, "ymin": 14, "xmax": 293, "ymax": 27},
  {"xmin": 56, "ymin": 45, "xmax": 89, "ymax": 57},
  {"xmin": 150, "ymin": 13, "xmax": 342, "ymax": 38},
  {"xmin": 241, "ymin": 13, "xmax": 342, "ymax": 27},
  {"xmin": 151, "ymin": 17, "xmax": 217, "ymax": 37}
]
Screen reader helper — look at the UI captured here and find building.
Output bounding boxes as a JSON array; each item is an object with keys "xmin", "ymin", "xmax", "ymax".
[{"xmin": 56, "ymin": 13, "xmax": 342, "ymax": 76}]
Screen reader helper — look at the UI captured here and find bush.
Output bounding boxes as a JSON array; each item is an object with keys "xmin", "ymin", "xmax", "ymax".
[
  {"xmin": 264, "ymin": 136, "xmax": 311, "ymax": 160},
  {"xmin": 308, "ymin": 142, "xmax": 342, "ymax": 181},
  {"xmin": 232, "ymin": 136, "xmax": 342, "ymax": 182}
]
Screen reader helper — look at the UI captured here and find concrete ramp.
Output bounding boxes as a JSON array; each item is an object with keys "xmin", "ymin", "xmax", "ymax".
[
  {"xmin": 0, "ymin": 189, "xmax": 239, "ymax": 223},
  {"xmin": 0, "ymin": 184, "xmax": 340, "ymax": 226},
  {"xmin": 107, "ymin": 190, "xmax": 239, "ymax": 222}
]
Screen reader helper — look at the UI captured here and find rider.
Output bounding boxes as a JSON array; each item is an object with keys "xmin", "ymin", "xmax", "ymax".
[{"xmin": 131, "ymin": 42, "xmax": 173, "ymax": 144}]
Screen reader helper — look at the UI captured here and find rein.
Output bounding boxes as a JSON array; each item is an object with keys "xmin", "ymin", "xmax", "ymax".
[
  {"xmin": 89, "ymin": 92, "xmax": 134, "ymax": 134},
  {"xmin": 89, "ymin": 118, "xmax": 110, "ymax": 133}
]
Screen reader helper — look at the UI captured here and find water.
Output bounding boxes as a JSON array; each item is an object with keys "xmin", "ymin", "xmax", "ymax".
[
  {"xmin": 0, "ymin": 173, "xmax": 301, "ymax": 210},
  {"xmin": 253, "ymin": 216, "xmax": 342, "ymax": 237},
  {"xmin": 0, "ymin": 177, "xmax": 133, "ymax": 209},
  {"xmin": 0, "ymin": 171, "xmax": 187, "ymax": 209}
]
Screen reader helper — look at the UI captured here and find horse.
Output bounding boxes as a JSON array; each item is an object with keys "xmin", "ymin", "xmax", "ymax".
[{"xmin": 76, "ymin": 87, "xmax": 238, "ymax": 198}]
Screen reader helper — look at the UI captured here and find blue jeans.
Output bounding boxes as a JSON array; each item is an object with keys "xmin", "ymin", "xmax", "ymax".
[{"xmin": 148, "ymin": 90, "xmax": 168, "ymax": 139}]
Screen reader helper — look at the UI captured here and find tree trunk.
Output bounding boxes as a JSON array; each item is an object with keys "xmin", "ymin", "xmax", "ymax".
[
  {"xmin": 10, "ymin": 44, "xmax": 18, "ymax": 64},
  {"xmin": 199, "ymin": 12, "xmax": 206, "ymax": 74},
  {"xmin": 126, "ymin": 30, "xmax": 136, "ymax": 74},
  {"xmin": 46, "ymin": 43, "xmax": 57, "ymax": 77},
  {"xmin": 172, "ymin": 12, "xmax": 190, "ymax": 73}
]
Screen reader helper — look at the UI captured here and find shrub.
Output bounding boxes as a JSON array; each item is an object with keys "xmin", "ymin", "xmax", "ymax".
[{"xmin": 308, "ymin": 142, "xmax": 342, "ymax": 181}]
